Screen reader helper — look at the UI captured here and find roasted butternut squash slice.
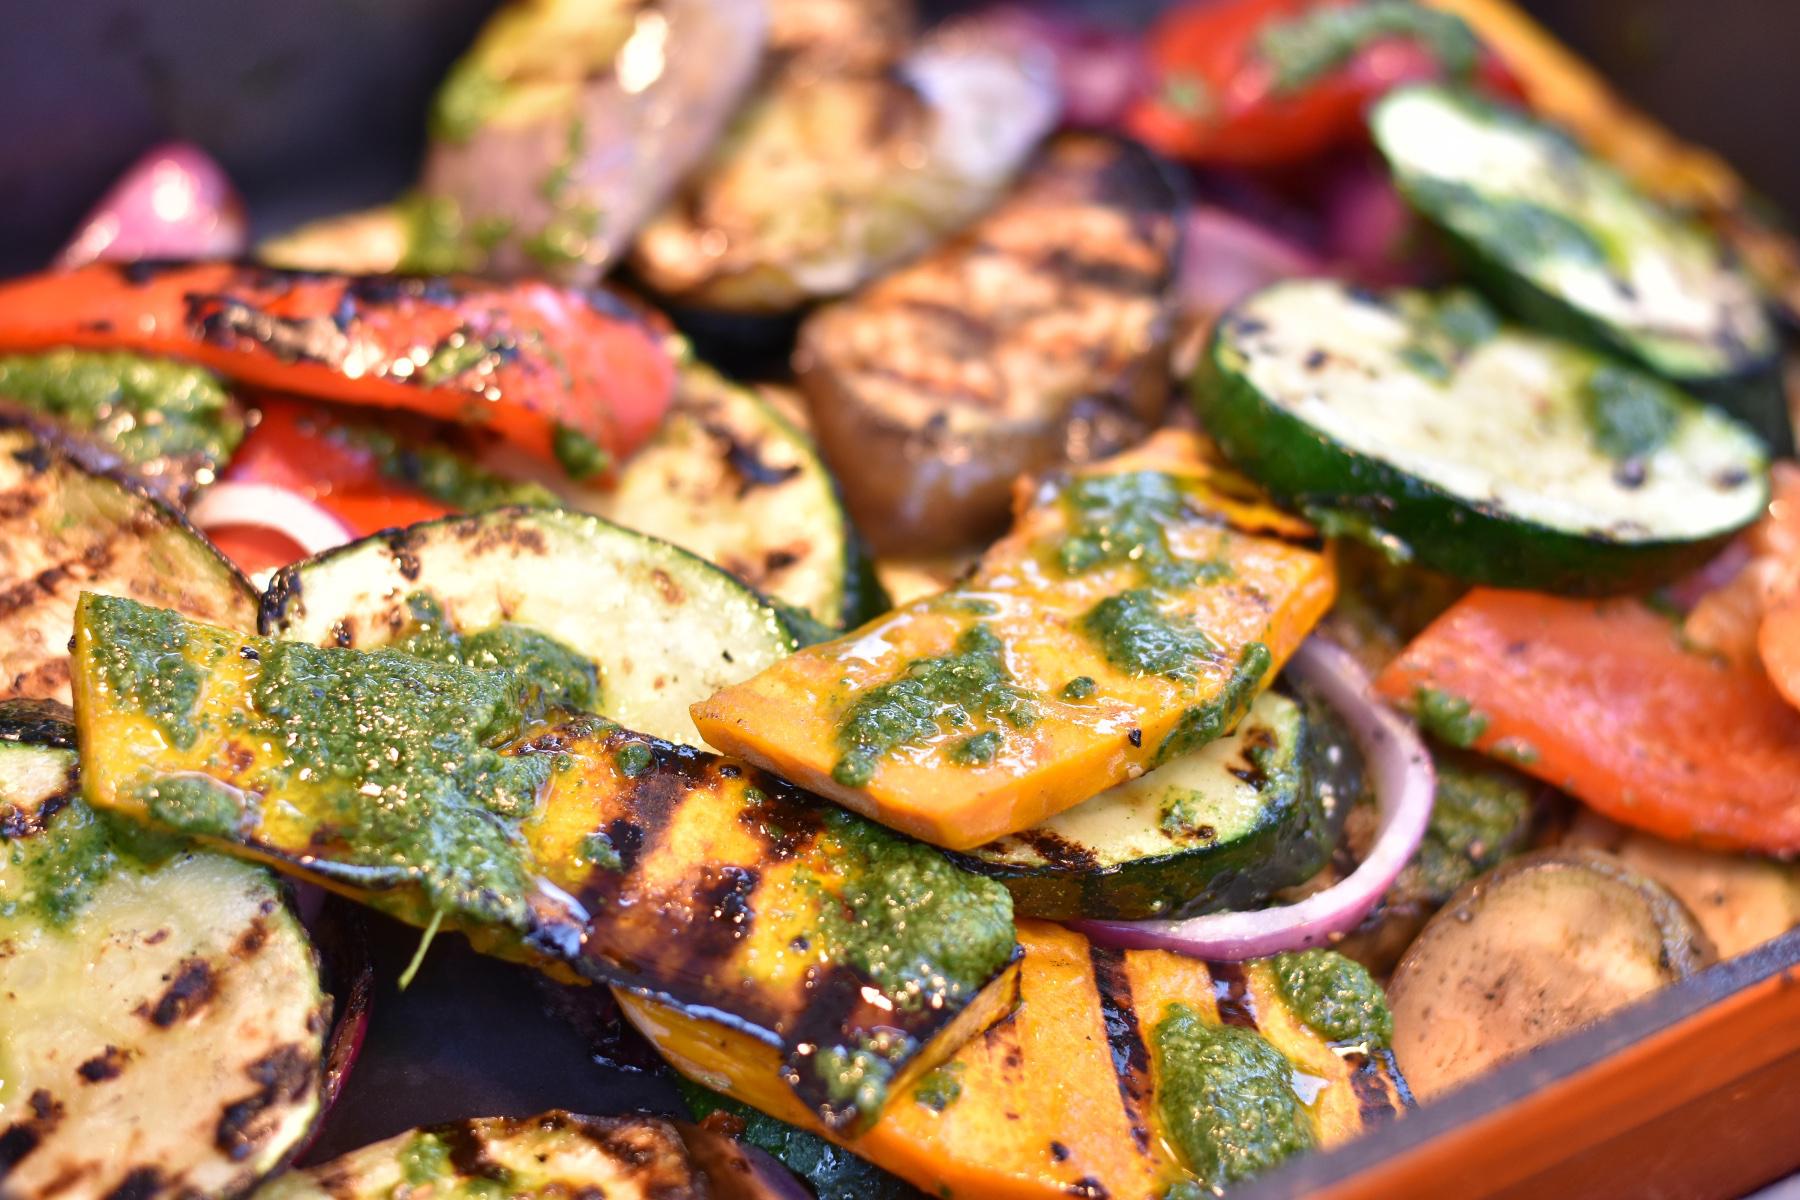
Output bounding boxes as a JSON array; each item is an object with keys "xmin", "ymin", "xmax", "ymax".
[
  {"xmin": 692, "ymin": 432, "xmax": 1336, "ymax": 849},
  {"xmin": 620, "ymin": 920, "xmax": 1408, "ymax": 1200},
  {"xmin": 70, "ymin": 593, "xmax": 1018, "ymax": 1131}
]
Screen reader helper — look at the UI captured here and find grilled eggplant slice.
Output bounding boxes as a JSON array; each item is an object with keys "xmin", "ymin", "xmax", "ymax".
[
  {"xmin": 598, "ymin": 361, "xmax": 883, "ymax": 629},
  {"xmin": 259, "ymin": 507, "xmax": 794, "ymax": 747},
  {"xmin": 256, "ymin": 1112, "xmax": 711, "ymax": 1199},
  {"xmin": 622, "ymin": 920, "xmax": 1408, "ymax": 1200},
  {"xmin": 628, "ymin": 17, "xmax": 1059, "ymax": 313},
  {"xmin": 417, "ymin": 0, "xmax": 769, "ymax": 284},
  {"xmin": 693, "ymin": 432, "xmax": 1338, "ymax": 851},
  {"xmin": 1200, "ymin": 280, "xmax": 1769, "ymax": 593},
  {"xmin": 1371, "ymin": 85, "xmax": 1786, "ymax": 450},
  {"xmin": 73, "ymin": 592, "xmax": 1019, "ymax": 1131},
  {"xmin": 0, "ymin": 421, "xmax": 254, "ymax": 703},
  {"xmin": 0, "ymin": 701, "xmax": 328, "ymax": 1200},
  {"xmin": 955, "ymin": 689, "xmax": 1332, "ymax": 920},
  {"xmin": 0, "ymin": 350, "xmax": 243, "ymax": 500},
  {"xmin": 1387, "ymin": 847, "xmax": 1712, "ymax": 1100},
  {"xmin": 798, "ymin": 133, "xmax": 1181, "ymax": 556}
]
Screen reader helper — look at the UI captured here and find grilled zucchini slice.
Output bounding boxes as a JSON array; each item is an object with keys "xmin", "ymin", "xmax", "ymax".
[
  {"xmin": 256, "ymin": 1112, "xmax": 710, "ymax": 1199},
  {"xmin": 0, "ymin": 420, "xmax": 255, "ymax": 703},
  {"xmin": 74, "ymin": 592, "xmax": 1019, "ymax": 1132},
  {"xmin": 1371, "ymin": 85, "xmax": 1786, "ymax": 450},
  {"xmin": 599, "ymin": 361, "xmax": 883, "ymax": 629},
  {"xmin": 259, "ymin": 507, "xmax": 794, "ymax": 747},
  {"xmin": 1200, "ymin": 280, "xmax": 1768, "ymax": 593},
  {"xmin": 954, "ymin": 690, "xmax": 1333, "ymax": 920},
  {"xmin": 0, "ymin": 701, "xmax": 327, "ymax": 1200}
]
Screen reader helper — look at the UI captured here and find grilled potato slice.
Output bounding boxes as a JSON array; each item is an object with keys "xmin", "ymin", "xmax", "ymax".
[
  {"xmin": 0, "ymin": 421, "xmax": 253, "ymax": 703},
  {"xmin": 798, "ymin": 133, "xmax": 1181, "ymax": 555},
  {"xmin": 0, "ymin": 701, "xmax": 327, "ymax": 1200}
]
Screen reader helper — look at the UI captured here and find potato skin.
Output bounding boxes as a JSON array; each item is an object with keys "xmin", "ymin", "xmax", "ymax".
[{"xmin": 798, "ymin": 133, "xmax": 1183, "ymax": 555}]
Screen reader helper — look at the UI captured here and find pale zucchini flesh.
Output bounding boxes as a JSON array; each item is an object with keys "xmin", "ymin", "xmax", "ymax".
[
  {"xmin": 0, "ymin": 703, "xmax": 327, "ymax": 1200},
  {"xmin": 259, "ymin": 506, "xmax": 795, "ymax": 747},
  {"xmin": 1201, "ymin": 280, "xmax": 1769, "ymax": 592},
  {"xmin": 1373, "ymin": 85, "xmax": 1776, "ymax": 387},
  {"xmin": 956, "ymin": 690, "xmax": 1332, "ymax": 920},
  {"xmin": 599, "ymin": 360, "xmax": 882, "ymax": 628},
  {"xmin": 0, "ymin": 422, "xmax": 255, "ymax": 703}
]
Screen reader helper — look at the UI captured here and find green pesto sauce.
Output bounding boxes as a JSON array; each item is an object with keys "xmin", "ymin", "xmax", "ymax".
[
  {"xmin": 1411, "ymin": 686, "xmax": 1489, "ymax": 748},
  {"xmin": 912, "ymin": 1062, "xmax": 965, "ymax": 1112},
  {"xmin": 430, "ymin": 60, "xmax": 507, "ymax": 144},
  {"xmin": 0, "ymin": 350, "xmax": 242, "ymax": 477},
  {"xmin": 1404, "ymin": 745, "xmax": 1537, "ymax": 903},
  {"xmin": 1062, "ymin": 675, "xmax": 1097, "ymax": 700},
  {"xmin": 833, "ymin": 624, "xmax": 1039, "ymax": 788},
  {"xmin": 522, "ymin": 117, "xmax": 602, "ymax": 270},
  {"xmin": 1154, "ymin": 643, "xmax": 1272, "ymax": 766},
  {"xmin": 391, "ymin": 592, "xmax": 599, "ymax": 715},
  {"xmin": 335, "ymin": 422, "xmax": 556, "ymax": 514},
  {"xmin": 1080, "ymin": 589, "xmax": 1217, "ymax": 682},
  {"xmin": 86, "ymin": 597, "xmax": 210, "ymax": 750},
  {"xmin": 1257, "ymin": 0, "xmax": 1480, "ymax": 93},
  {"xmin": 1411, "ymin": 177, "xmax": 1610, "ymax": 268},
  {"xmin": 802, "ymin": 806, "xmax": 1016, "ymax": 1118},
  {"xmin": 1270, "ymin": 949, "xmax": 1394, "ymax": 1048},
  {"xmin": 1583, "ymin": 363, "xmax": 1683, "ymax": 462},
  {"xmin": 1055, "ymin": 471, "xmax": 1211, "ymax": 588},
  {"xmin": 678, "ymin": 1080, "xmax": 925, "ymax": 1200},
  {"xmin": 1152, "ymin": 1003, "xmax": 1315, "ymax": 1189},
  {"xmin": 4, "ymin": 797, "xmax": 116, "ymax": 927},
  {"xmin": 552, "ymin": 422, "xmax": 612, "ymax": 481},
  {"xmin": 397, "ymin": 1130, "xmax": 512, "ymax": 1197},
  {"xmin": 1396, "ymin": 289, "xmax": 1500, "ymax": 382},
  {"xmin": 396, "ymin": 192, "xmax": 513, "ymax": 276}
]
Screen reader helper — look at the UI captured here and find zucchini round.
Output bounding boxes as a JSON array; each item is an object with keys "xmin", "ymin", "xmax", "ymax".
[
  {"xmin": 953, "ymin": 690, "xmax": 1332, "ymax": 920},
  {"xmin": 0, "ymin": 419, "xmax": 256, "ymax": 703},
  {"xmin": 1371, "ymin": 85, "xmax": 1786, "ymax": 451},
  {"xmin": 0, "ymin": 701, "xmax": 328, "ymax": 1199},
  {"xmin": 599, "ymin": 360, "xmax": 884, "ymax": 629},
  {"xmin": 1198, "ymin": 280, "xmax": 1769, "ymax": 593},
  {"xmin": 259, "ymin": 506, "xmax": 795, "ymax": 746}
]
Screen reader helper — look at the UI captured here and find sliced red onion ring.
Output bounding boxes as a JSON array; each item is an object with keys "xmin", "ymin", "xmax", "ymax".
[
  {"xmin": 58, "ymin": 142, "xmax": 247, "ymax": 268},
  {"xmin": 188, "ymin": 482, "xmax": 353, "ymax": 558},
  {"xmin": 1074, "ymin": 636, "xmax": 1435, "ymax": 961},
  {"xmin": 1664, "ymin": 537, "xmax": 1755, "ymax": 613}
]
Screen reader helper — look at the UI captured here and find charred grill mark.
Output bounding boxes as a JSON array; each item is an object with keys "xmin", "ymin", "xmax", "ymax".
[
  {"xmin": 1088, "ymin": 944, "xmax": 1152, "ymax": 1155},
  {"xmin": 1208, "ymin": 961, "xmax": 1259, "ymax": 1029},
  {"xmin": 895, "ymin": 298, "xmax": 998, "ymax": 351},
  {"xmin": 77, "ymin": 1045, "xmax": 128, "ymax": 1083},
  {"xmin": 1003, "ymin": 828, "xmax": 1099, "ymax": 871},
  {"xmin": 438, "ymin": 1121, "xmax": 510, "ymax": 1183},
  {"xmin": 1344, "ymin": 1052, "xmax": 1400, "ymax": 1127},
  {"xmin": 1033, "ymin": 246, "xmax": 1167, "ymax": 296},
  {"xmin": 733, "ymin": 776, "xmax": 826, "ymax": 860},
  {"xmin": 231, "ymin": 917, "xmax": 270, "ymax": 960},
  {"xmin": 1374, "ymin": 1047, "xmax": 1416, "ymax": 1110},
  {"xmin": 382, "ymin": 530, "xmax": 423, "ymax": 582},
  {"xmin": 778, "ymin": 965, "xmax": 884, "ymax": 1128},
  {"xmin": 1, "ymin": 779, "xmax": 75, "ymax": 838},
  {"xmin": 9, "ymin": 443, "xmax": 53, "ymax": 476},
  {"xmin": 0, "ymin": 540, "xmax": 119, "ymax": 622},
  {"xmin": 215, "ymin": 1044, "xmax": 317, "ymax": 1161},
  {"xmin": 703, "ymin": 421, "xmax": 802, "ymax": 495},
  {"xmin": 686, "ymin": 865, "xmax": 761, "ymax": 960},
  {"xmin": 142, "ymin": 958, "xmax": 218, "ymax": 1027},
  {"xmin": 101, "ymin": 1166, "xmax": 164, "ymax": 1200},
  {"xmin": 0, "ymin": 1122, "xmax": 41, "ymax": 1174},
  {"xmin": 1067, "ymin": 1177, "xmax": 1110, "ymax": 1198}
]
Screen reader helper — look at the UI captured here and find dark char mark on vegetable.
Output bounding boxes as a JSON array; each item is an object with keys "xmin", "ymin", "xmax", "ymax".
[
  {"xmin": 141, "ymin": 957, "xmax": 218, "ymax": 1027},
  {"xmin": 1344, "ymin": 1050, "xmax": 1406, "ymax": 1127},
  {"xmin": 1208, "ymin": 961, "xmax": 1259, "ymax": 1029},
  {"xmin": 1087, "ymin": 944, "xmax": 1153, "ymax": 1155},
  {"xmin": 100, "ymin": 1166, "xmax": 164, "ymax": 1200},
  {"xmin": 214, "ymin": 1044, "xmax": 318, "ymax": 1160},
  {"xmin": 0, "ymin": 1089, "xmax": 63, "ymax": 1175}
]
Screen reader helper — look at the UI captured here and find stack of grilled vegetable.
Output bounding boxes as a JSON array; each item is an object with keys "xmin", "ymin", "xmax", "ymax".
[{"xmin": 5, "ymin": 1, "xmax": 1800, "ymax": 1199}]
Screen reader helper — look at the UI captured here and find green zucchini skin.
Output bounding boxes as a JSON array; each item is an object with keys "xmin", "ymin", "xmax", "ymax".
[
  {"xmin": 1196, "ymin": 282, "xmax": 1769, "ymax": 595},
  {"xmin": 951, "ymin": 691, "xmax": 1334, "ymax": 921},
  {"xmin": 1372, "ymin": 84, "xmax": 1789, "ymax": 453}
]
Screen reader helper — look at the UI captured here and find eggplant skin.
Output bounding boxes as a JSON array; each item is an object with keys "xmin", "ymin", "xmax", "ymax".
[
  {"xmin": 419, "ymin": 0, "xmax": 770, "ymax": 285},
  {"xmin": 798, "ymin": 133, "xmax": 1183, "ymax": 556}
]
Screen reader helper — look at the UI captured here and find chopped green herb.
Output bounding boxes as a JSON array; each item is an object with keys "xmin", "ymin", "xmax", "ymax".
[
  {"xmin": 1257, "ymin": 0, "xmax": 1480, "ymax": 92},
  {"xmin": 1583, "ymin": 363, "xmax": 1684, "ymax": 462},
  {"xmin": 1412, "ymin": 686, "xmax": 1490, "ymax": 747},
  {"xmin": 1080, "ymin": 589, "xmax": 1216, "ymax": 682}
]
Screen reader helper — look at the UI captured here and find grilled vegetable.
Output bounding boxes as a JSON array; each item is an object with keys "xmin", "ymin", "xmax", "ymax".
[
  {"xmin": 1388, "ymin": 848, "xmax": 1712, "ymax": 1100},
  {"xmin": 1374, "ymin": 588, "xmax": 1800, "ymax": 856},
  {"xmin": 1200, "ymin": 280, "xmax": 1768, "ymax": 593},
  {"xmin": 1371, "ymin": 84, "xmax": 1786, "ymax": 450},
  {"xmin": 796, "ymin": 133, "xmax": 1182, "ymax": 556},
  {"xmin": 260, "ymin": 507, "xmax": 794, "ymax": 746},
  {"xmin": 255, "ymin": 1112, "xmax": 714, "ymax": 1199},
  {"xmin": 0, "ymin": 350, "xmax": 242, "ymax": 499},
  {"xmin": 622, "ymin": 919, "xmax": 1408, "ymax": 1200},
  {"xmin": 258, "ymin": 205, "xmax": 412, "ymax": 274},
  {"xmin": 954, "ymin": 689, "xmax": 1334, "ymax": 920},
  {"xmin": 0, "ymin": 701, "xmax": 328, "ymax": 1200},
  {"xmin": 628, "ymin": 17, "xmax": 1059, "ymax": 313},
  {"xmin": 418, "ymin": 0, "xmax": 769, "ymax": 284},
  {"xmin": 679, "ymin": 1083, "xmax": 926, "ymax": 1200},
  {"xmin": 0, "ymin": 263, "xmax": 676, "ymax": 477},
  {"xmin": 73, "ymin": 591, "xmax": 1019, "ymax": 1131},
  {"xmin": 693, "ymin": 431, "xmax": 1338, "ymax": 851},
  {"xmin": 767, "ymin": 0, "xmax": 916, "ymax": 73},
  {"xmin": 1562, "ymin": 812, "xmax": 1800, "ymax": 962},
  {"xmin": 0, "ymin": 421, "xmax": 254, "ymax": 703},
  {"xmin": 599, "ymin": 361, "xmax": 883, "ymax": 629}
]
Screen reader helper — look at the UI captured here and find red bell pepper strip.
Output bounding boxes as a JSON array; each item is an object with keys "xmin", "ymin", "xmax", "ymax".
[
  {"xmin": 1375, "ymin": 588, "xmax": 1800, "ymax": 856},
  {"xmin": 1126, "ymin": 0, "xmax": 1521, "ymax": 167},
  {"xmin": 0, "ymin": 262, "xmax": 674, "ymax": 477}
]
